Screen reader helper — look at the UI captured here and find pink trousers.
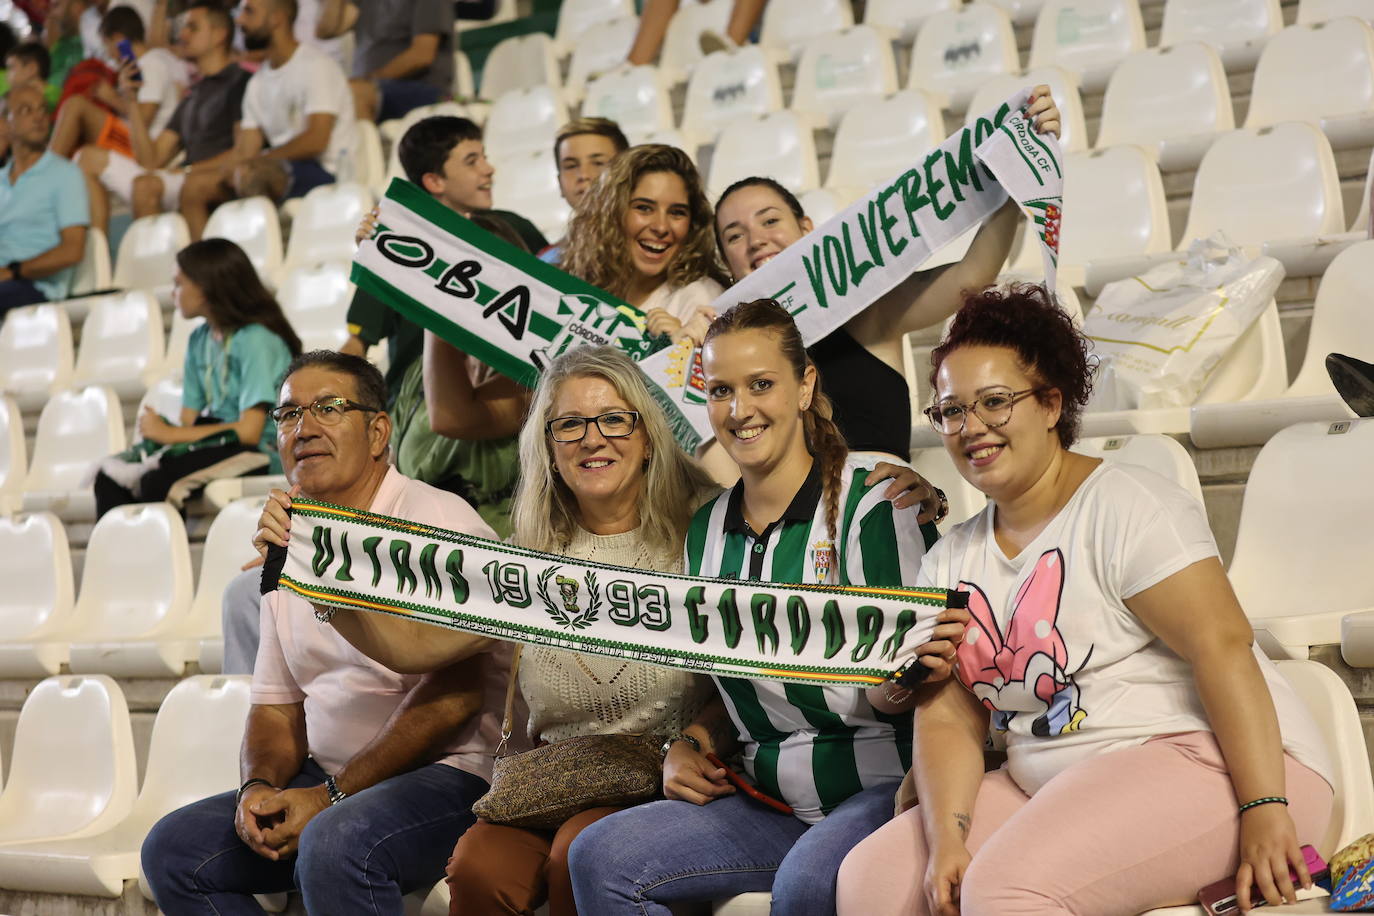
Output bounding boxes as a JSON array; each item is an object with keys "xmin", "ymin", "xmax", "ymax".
[{"xmin": 836, "ymin": 732, "xmax": 1333, "ymax": 916}]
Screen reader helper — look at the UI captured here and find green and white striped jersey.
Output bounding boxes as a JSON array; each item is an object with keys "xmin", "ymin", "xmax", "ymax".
[{"xmin": 684, "ymin": 455, "xmax": 939, "ymax": 823}]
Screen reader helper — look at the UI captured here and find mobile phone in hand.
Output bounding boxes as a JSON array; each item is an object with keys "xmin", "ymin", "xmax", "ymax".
[
  {"xmin": 1197, "ymin": 845, "xmax": 1330, "ymax": 914},
  {"xmin": 116, "ymin": 39, "xmax": 142, "ymax": 83}
]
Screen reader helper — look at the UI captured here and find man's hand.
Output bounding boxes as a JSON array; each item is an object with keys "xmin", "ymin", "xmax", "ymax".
[
  {"xmin": 253, "ymin": 785, "xmax": 331, "ymax": 858},
  {"xmin": 253, "ymin": 485, "xmax": 299, "ymax": 558},
  {"xmin": 115, "ymin": 60, "xmax": 143, "ymax": 99},
  {"xmin": 234, "ymin": 783, "xmax": 285, "ymax": 860},
  {"xmin": 866, "ymin": 462, "xmax": 947, "ymax": 524},
  {"xmin": 662, "ymin": 740, "xmax": 735, "ymax": 806}
]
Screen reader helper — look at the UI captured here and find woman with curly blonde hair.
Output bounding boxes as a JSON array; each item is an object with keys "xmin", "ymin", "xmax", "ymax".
[{"xmin": 559, "ymin": 144, "xmax": 730, "ymax": 345}]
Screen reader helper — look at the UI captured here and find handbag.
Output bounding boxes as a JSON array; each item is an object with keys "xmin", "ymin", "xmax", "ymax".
[{"xmin": 470, "ymin": 646, "xmax": 666, "ymax": 829}]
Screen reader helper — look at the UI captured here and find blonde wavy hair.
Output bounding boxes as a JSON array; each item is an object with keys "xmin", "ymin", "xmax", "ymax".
[
  {"xmin": 559, "ymin": 144, "xmax": 730, "ymax": 300},
  {"xmin": 511, "ymin": 346, "xmax": 719, "ymax": 556}
]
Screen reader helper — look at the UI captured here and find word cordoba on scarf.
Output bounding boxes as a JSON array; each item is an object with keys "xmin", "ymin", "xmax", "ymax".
[
  {"xmin": 270, "ymin": 498, "xmax": 965, "ymax": 687},
  {"xmin": 351, "ymin": 89, "xmax": 1063, "ymax": 451}
]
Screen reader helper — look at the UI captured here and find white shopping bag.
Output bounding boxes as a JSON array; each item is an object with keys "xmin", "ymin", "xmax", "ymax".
[{"xmin": 1083, "ymin": 235, "xmax": 1284, "ymax": 410}]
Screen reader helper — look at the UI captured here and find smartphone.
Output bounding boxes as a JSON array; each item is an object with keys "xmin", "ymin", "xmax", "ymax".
[
  {"xmin": 705, "ymin": 753, "xmax": 794, "ymax": 815},
  {"xmin": 1197, "ymin": 846, "xmax": 1330, "ymax": 915},
  {"xmin": 116, "ymin": 38, "xmax": 142, "ymax": 82}
]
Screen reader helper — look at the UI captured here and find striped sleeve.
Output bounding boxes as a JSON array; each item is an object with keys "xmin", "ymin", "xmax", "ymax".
[{"xmin": 842, "ymin": 472, "xmax": 932, "ymax": 589}]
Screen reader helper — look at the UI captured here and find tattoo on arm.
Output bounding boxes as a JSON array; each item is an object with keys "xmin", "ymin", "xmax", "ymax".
[{"xmin": 953, "ymin": 812, "xmax": 971, "ymax": 839}]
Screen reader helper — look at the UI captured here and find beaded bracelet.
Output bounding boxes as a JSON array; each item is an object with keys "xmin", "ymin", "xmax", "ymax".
[{"xmin": 1239, "ymin": 795, "xmax": 1289, "ymax": 813}]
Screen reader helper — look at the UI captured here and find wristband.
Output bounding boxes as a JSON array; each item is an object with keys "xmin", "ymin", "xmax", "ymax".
[
  {"xmin": 236, "ymin": 777, "xmax": 275, "ymax": 805},
  {"xmin": 1239, "ymin": 795, "xmax": 1288, "ymax": 813}
]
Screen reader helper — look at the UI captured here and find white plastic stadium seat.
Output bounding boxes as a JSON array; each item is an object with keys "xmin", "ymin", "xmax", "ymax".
[
  {"xmin": 0, "ymin": 676, "xmax": 252, "ymax": 898},
  {"xmin": 113, "ymin": 213, "xmax": 189, "ymax": 304},
  {"xmin": 454, "ymin": 48, "xmax": 475, "ymax": 99},
  {"xmin": 0, "ymin": 512, "xmax": 74, "ymax": 677},
  {"xmin": 484, "ymin": 85, "xmax": 571, "ymax": 161},
  {"xmin": 985, "ymin": 0, "xmax": 1047, "ymax": 26},
  {"xmin": 1179, "ymin": 123, "xmax": 1345, "ymax": 256},
  {"xmin": 491, "ymin": 147, "xmax": 573, "ymax": 243},
  {"xmin": 659, "ymin": 0, "xmax": 732, "ymax": 84},
  {"xmin": 162, "ymin": 310, "xmax": 205, "ymax": 375},
  {"xmin": 865, "ymin": 0, "xmax": 960, "ymax": 42},
  {"xmin": 283, "ymin": 182, "xmax": 372, "ymax": 272},
  {"xmin": 1029, "ymin": 0, "xmax": 1145, "ymax": 92},
  {"xmin": 0, "ymin": 303, "xmax": 74, "ymax": 411},
  {"xmin": 908, "ymin": 3, "xmax": 1020, "ymax": 112},
  {"xmin": 759, "ymin": 0, "xmax": 853, "ymax": 61},
  {"xmin": 349, "ymin": 119, "xmax": 387, "ymax": 196},
  {"xmin": 964, "ymin": 66, "xmax": 1088, "ymax": 153},
  {"xmin": 71, "ymin": 291, "xmax": 165, "ymax": 400},
  {"xmin": 1055, "ymin": 146, "xmax": 1171, "ymax": 290},
  {"xmin": 825, "ymin": 90, "xmax": 946, "ymax": 197},
  {"xmin": 21, "ymin": 386, "xmax": 125, "ymax": 521},
  {"xmin": 797, "ymin": 187, "xmax": 852, "ymax": 226},
  {"xmin": 1245, "ymin": 19, "xmax": 1374, "ymax": 150},
  {"xmin": 278, "ymin": 261, "xmax": 354, "ymax": 352},
  {"xmin": 1096, "ymin": 43, "xmax": 1234, "ymax": 172},
  {"xmin": 565, "ymin": 15, "xmax": 639, "ymax": 102},
  {"xmin": 583, "ymin": 66, "xmax": 676, "ymax": 144},
  {"xmin": 1159, "ymin": 0, "xmax": 1282, "ymax": 70},
  {"xmin": 194, "ymin": 496, "xmax": 267, "ymax": 673},
  {"xmin": 0, "ymin": 675, "xmax": 137, "ymax": 845},
  {"xmin": 1072, "ymin": 435, "xmax": 1204, "ymax": 504},
  {"xmin": 0, "ymin": 396, "xmax": 24, "ymax": 514},
  {"xmin": 1299, "ymin": 0, "xmax": 1374, "ymax": 23},
  {"xmin": 1189, "ymin": 240, "xmax": 1372, "ymax": 448},
  {"xmin": 203, "ymin": 196, "xmax": 285, "ymax": 288},
  {"xmin": 134, "ymin": 371, "xmax": 185, "ymax": 446},
  {"xmin": 709, "ymin": 111, "xmax": 820, "ymax": 200},
  {"xmin": 554, "ymin": 0, "xmax": 633, "ymax": 56},
  {"xmin": 790, "ymin": 25, "xmax": 899, "ymax": 129},
  {"xmin": 65, "ymin": 502, "xmax": 197, "ymax": 678},
  {"xmin": 70, "ymin": 226, "xmax": 111, "ymax": 298},
  {"xmin": 379, "ymin": 100, "xmax": 472, "ymax": 146},
  {"xmin": 680, "ymin": 45, "xmax": 784, "ymax": 148},
  {"xmin": 481, "ymin": 33, "xmax": 562, "ymax": 100}
]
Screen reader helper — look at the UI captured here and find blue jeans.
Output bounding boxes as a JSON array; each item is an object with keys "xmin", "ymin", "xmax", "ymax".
[
  {"xmin": 567, "ymin": 781, "xmax": 900, "ymax": 916},
  {"xmin": 0, "ymin": 278, "xmax": 47, "ymax": 316},
  {"xmin": 284, "ymin": 158, "xmax": 336, "ymax": 200},
  {"xmin": 221, "ymin": 566, "xmax": 262, "ymax": 675},
  {"xmin": 141, "ymin": 758, "xmax": 488, "ymax": 915}
]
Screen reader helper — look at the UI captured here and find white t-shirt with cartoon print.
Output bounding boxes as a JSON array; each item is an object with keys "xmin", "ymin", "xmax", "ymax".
[{"xmin": 916, "ymin": 460, "xmax": 1332, "ymax": 795}]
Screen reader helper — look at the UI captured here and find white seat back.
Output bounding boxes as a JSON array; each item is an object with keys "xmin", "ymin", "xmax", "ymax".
[
  {"xmin": 70, "ymin": 227, "xmax": 111, "ymax": 297},
  {"xmin": 491, "ymin": 148, "xmax": 572, "ymax": 244},
  {"xmin": 827, "ymin": 90, "xmax": 946, "ymax": 194},
  {"xmin": 1029, "ymin": 0, "xmax": 1145, "ymax": 92},
  {"xmin": 1298, "ymin": 0, "xmax": 1374, "ymax": 23},
  {"xmin": 909, "ymin": 3, "xmax": 1020, "ymax": 112},
  {"xmin": 1286, "ymin": 241, "xmax": 1374, "ymax": 397},
  {"xmin": 709, "ymin": 111, "xmax": 820, "ymax": 199},
  {"xmin": 1245, "ymin": 19, "xmax": 1374, "ymax": 147},
  {"xmin": 661, "ymin": 0, "xmax": 732, "ymax": 81},
  {"xmin": 1097, "ymin": 43, "xmax": 1233, "ymax": 163},
  {"xmin": 1060, "ymin": 146, "xmax": 1171, "ymax": 272},
  {"xmin": 554, "ymin": 0, "xmax": 634, "ymax": 55},
  {"xmin": 1194, "ymin": 300, "xmax": 1288, "ymax": 405},
  {"xmin": 1181, "ymin": 123, "xmax": 1345, "ymax": 248},
  {"xmin": 203, "ymin": 197, "xmax": 284, "ymax": 286},
  {"xmin": 163, "ymin": 311, "xmax": 205, "ymax": 375},
  {"xmin": 0, "ymin": 303, "xmax": 74, "ymax": 409},
  {"xmin": 986, "ymin": 0, "xmax": 1047, "ymax": 25},
  {"xmin": 791, "ymin": 25, "xmax": 899, "ymax": 128},
  {"xmin": 1230, "ymin": 419, "xmax": 1374, "ymax": 622},
  {"xmin": 0, "ymin": 396, "xmax": 24, "ymax": 511},
  {"xmin": 964, "ymin": 65, "xmax": 1088, "ymax": 152},
  {"xmin": 485, "ymin": 85, "xmax": 570, "ymax": 161},
  {"xmin": 1160, "ymin": 0, "xmax": 1282, "ymax": 67},
  {"xmin": 71, "ymin": 502, "xmax": 194, "ymax": 642},
  {"xmin": 113, "ymin": 213, "xmax": 189, "ymax": 292},
  {"xmin": 283, "ymin": 182, "xmax": 372, "ymax": 271},
  {"xmin": 864, "ymin": 0, "xmax": 960, "ymax": 41},
  {"xmin": 454, "ymin": 48, "xmax": 475, "ymax": 98},
  {"xmin": 26, "ymin": 386, "xmax": 125, "ymax": 494},
  {"xmin": 72, "ymin": 291, "xmax": 165, "ymax": 396},
  {"xmin": 190, "ymin": 497, "xmax": 267, "ymax": 635},
  {"xmin": 583, "ymin": 66, "xmax": 676, "ymax": 143},
  {"xmin": 0, "ymin": 675, "xmax": 136, "ymax": 844},
  {"xmin": 759, "ymin": 0, "xmax": 853, "ymax": 60},
  {"xmin": 798, "ymin": 187, "xmax": 853, "ymax": 226},
  {"xmin": 135, "ymin": 370, "xmax": 184, "ymax": 431},
  {"xmin": 279, "ymin": 261, "xmax": 353, "ymax": 352},
  {"xmin": 681, "ymin": 46, "xmax": 784, "ymax": 146},
  {"xmin": 349, "ymin": 119, "xmax": 387, "ymax": 194},
  {"xmin": 481, "ymin": 33, "xmax": 562, "ymax": 100},
  {"xmin": 0, "ymin": 512, "xmax": 73, "ymax": 642},
  {"xmin": 1072, "ymin": 435, "xmax": 1204, "ymax": 504},
  {"xmin": 566, "ymin": 15, "xmax": 639, "ymax": 101}
]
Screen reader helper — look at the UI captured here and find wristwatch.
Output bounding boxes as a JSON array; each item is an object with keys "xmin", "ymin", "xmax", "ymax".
[
  {"xmin": 660, "ymin": 732, "xmax": 701, "ymax": 759},
  {"xmin": 324, "ymin": 774, "xmax": 348, "ymax": 806}
]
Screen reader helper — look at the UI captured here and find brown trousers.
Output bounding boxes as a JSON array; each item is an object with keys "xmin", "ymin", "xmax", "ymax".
[{"xmin": 445, "ymin": 807, "xmax": 625, "ymax": 916}]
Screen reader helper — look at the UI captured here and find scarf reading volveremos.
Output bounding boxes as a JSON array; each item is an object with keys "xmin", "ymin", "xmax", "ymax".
[
  {"xmin": 352, "ymin": 89, "xmax": 1063, "ymax": 452},
  {"xmin": 272, "ymin": 498, "xmax": 962, "ymax": 686}
]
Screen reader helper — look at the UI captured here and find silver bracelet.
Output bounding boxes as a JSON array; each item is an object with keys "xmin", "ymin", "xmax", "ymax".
[{"xmin": 314, "ymin": 605, "xmax": 337, "ymax": 624}]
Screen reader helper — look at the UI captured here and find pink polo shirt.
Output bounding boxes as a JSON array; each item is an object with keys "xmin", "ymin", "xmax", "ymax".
[{"xmin": 251, "ymin": 466, "xmax": 512, "ymax": 780}]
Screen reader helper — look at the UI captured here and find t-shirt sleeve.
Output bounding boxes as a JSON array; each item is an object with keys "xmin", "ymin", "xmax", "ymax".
[
  {"xmin": 411, "ymin": 0, "xmax": 451, "ymax": 36},
  {"xmin": 304, "ymin": 53, "xmax": 348, "ymax": 117},
  {"xmin": 1111, "ymin": 470, "xmax": 1220, "ymax": 600},
  {"xmin": 250, "ymin": 592, "xmax": 307, "ymax": 704},
  {"xmin": 182, "ymin": 328, "xmax": 208, "ymax": 413},
  {"xmin": 239, "ymin": 75, "xmax": 263, "ymax": 132},
  {"xmin": 232, "ymin": 326, "xmax": 293, "ymax": 417},
  {"xmin": 56, "ymin": 164, "xmax": 90, "ymax": 228}
]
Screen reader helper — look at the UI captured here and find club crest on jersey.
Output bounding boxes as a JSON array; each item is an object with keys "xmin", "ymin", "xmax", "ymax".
[{"xmin": 811, "ymin": 540, "xmax": 835, "ymax": 582}]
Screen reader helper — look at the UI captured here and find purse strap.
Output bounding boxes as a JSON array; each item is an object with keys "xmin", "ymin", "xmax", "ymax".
[{"xmin": 495, "ymin": 644, "xmax": 523, "ymax": 759}]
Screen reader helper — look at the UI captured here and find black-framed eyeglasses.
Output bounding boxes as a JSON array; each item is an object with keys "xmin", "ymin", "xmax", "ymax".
[
  {"xmin": 271, "ymin": 396, "xmax": 380, "ymax": 427},
  {"xmin": 546, "ymin": 410, "xmax": 640, "ymax": 442},
  {"xmin": 923, "ymin": 388, "xmax": 1044, "ymax": 435}
]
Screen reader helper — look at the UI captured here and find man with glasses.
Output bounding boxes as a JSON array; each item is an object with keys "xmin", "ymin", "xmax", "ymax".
[{"xmin": 143, "ymin": 350, "xmax": 512, "ymax": 914}]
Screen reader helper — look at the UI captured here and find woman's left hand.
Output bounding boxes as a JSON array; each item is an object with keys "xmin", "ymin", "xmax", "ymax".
[
  {"xmin": 913, "ymin": 605, "xmax": 971, "ymax": 683},
  {"xmin": 644, "ymin": 307, "xmax": 683, "ymax": 339},
  {"xmin": 1235, "ymin": 803, "xmax": 1311, "ymax": 911},
  {"xmin": 1026, "ymin": 84, "xmax": 1062, "ymax": 139},
  {"xmin": 867, "ymin": 461, "xmax": 947, "ymax": 524},
  {"xmin": 138, "ymin": 406, "xmax": 171, "ymax": 443}
]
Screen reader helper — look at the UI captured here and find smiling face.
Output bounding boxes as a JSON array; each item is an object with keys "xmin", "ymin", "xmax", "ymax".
[
  {"xmin": 934, "ymin": 345, "xmax": 1062, "ymax": 501},
  {"xmin": 557, "ymin": 132, "xmax": 619, "ymax": 210},
  {"xmin": 715, "ymin": 183, "xmax": 813, "ymax": 281},
  {"xmin": 704, "ymin": 327, "xmax": 815, "ymax": 477},
  {"xmin": 548, "ymin": 374, "xmax": 650, "ymax": 520},
  {"xmin": 277, "ymin": 366, "xmax": 390, "ymax": 503},
  {"xmin": 424, "ymin": 138, "xmax": 494, "ymax": 215},
  {"xmin": 621, "ymin": 170, "xmax": 691, "ymax": 287}
]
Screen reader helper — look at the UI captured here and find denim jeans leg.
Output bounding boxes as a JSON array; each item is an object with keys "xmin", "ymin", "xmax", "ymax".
[
  {"xmin": 770, "ymin": 781, "xmax": 902, "ymax": 916},
  {"xmin": 568, "ymin": 794, "xmax": 810, "ymax": 915},
  {"xmin": 295, "ymin": 762, "xmax": 488, "ymax": 915}
]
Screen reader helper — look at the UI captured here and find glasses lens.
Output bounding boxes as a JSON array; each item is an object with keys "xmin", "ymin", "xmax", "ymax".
[
  {"xmin": 597, "ymin": 411, "xmax": 636, "ymax": 437},
  {"xmin": 549, "ymin": 417, "xmax": 587, "ymax": 442},
  {"xmin": 975, "ymin": 391, "xmax": 1018, "ymax": 427},
  {"xmin": 273, "ymin": 405, "xmax": 303, "ymax": 424}
]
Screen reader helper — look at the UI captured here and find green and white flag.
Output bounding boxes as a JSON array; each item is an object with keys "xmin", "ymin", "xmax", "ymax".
[
  {"xmin": 351, "ymin": 88, "xmax": 1063, "ymax": 451},
  {"xmin": 274, "ymin": 498, "xmax": 963, "ymax": 687}
]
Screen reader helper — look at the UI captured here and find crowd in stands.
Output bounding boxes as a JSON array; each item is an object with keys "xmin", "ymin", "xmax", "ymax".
[{"xmin": 1, "ymin": 0, "xmax": 1372, "ymax": 914}]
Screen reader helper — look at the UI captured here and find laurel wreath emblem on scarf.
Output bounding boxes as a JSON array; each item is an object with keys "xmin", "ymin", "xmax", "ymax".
[{"xmin": 537, "ymin": 566, "xmax": 602, "ymax": 630}]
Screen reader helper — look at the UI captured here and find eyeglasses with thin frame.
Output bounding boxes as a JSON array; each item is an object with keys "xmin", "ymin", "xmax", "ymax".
[
  {"xmin": 271, "ymin": 396, "xmax": 380, "ymax": 427},
  {"xmin": 546, "ymin": 410, "xmax": 640, "ymax": 443},
  {"xmin": 924, "ymin": 388, "xmax": 1044, "ymax": 435}
]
